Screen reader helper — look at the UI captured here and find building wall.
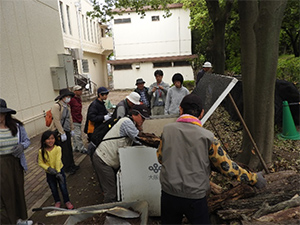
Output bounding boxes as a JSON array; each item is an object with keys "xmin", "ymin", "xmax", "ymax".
[
  {"xmin": 0, "ymin": 0, "xmax": 65, "ymax": 137},
  {"xmin": 113, "ymin": 63, "xmax": 194, "ymax": 89},
  {"xmin": 58, "ymin": 0, "xmax": 112, "ymax": 88},
  {"xmin": 0, "ymin": 0, "xmax": 111, "ymax": 138},
  {"xmin": 112, "ymin": 7, "xmax": 191, "ymax": 59},
  {"xmin": 111, "ymin": 5, "xmax": 194, "ymax": 89}
]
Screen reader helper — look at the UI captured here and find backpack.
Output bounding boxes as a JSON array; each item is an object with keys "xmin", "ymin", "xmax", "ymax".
[
  {"xmin": 87, "ymin": 117, "xmax": 123, "ymax": 159},
  {"xmin": 45, "ymin": 103, "xmax": 61, "ymax": 127}
]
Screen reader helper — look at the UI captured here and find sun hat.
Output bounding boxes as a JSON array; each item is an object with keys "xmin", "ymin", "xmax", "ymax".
[
  {"xmin": 203, "ymin": 62, "xmax": 212, "ymax": 68},
  {"xmin": 73, "ymin": 85, "xmax": 83, "ymax": 91},
  {"xmin": 97, "ymin": 87, "xmax": 109, "ymax": 95},
  {"xmin": 180, "ymin": 94, "xmax": 203, "ymax": 112},
  {"xmin": 0, "ymin": 99, "xmax": 16, "ymax": 114},
  {"xmin": 135, "ymin": 78, "xmax": 145, "ymax": 85},
  {"xmin": 55, "ymin": 88, "xmax": 75, "ymax": 101},
  {"xmin": 132, "ymin": 104, "xmax": 150, "ymax": 119},
  {"xmin": 126, "ymin": 92, "xmax": 141, "ymax": 105}
]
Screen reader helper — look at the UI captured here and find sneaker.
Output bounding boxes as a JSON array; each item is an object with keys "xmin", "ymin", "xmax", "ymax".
[
  {"xmin": 65, "ymin": 201, "xmax": 74, "ymax": 210},
  {"xmin": 72, "ymin": 165, "xmax": 80, "ymax": 171},
  {"xmin": 55, "ymin": 202, "xmax": 61, "ymax": 208},
  {"xmin": 80, "ymin": 149, "xmax": 88, "ymax": 154},
  {"xmin": 16, "ymin": 219, "xmax": 33, "ymax": 225}
]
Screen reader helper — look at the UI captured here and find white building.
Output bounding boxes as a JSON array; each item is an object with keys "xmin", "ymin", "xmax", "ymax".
[
  {"xmin": 108, "ymin": 3, "xmax": 196, "ymax": 89},
  {"xmin": 0, "ymin": 0, "xmax": 112, "ymax": 137}
]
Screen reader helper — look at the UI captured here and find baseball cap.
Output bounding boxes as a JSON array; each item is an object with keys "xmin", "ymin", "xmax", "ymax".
[
  {"xmin": 97, "ymin": 87, "xmax": 109, "ymax": 94},
  {"xmin": 73, "ymin": 85, "xmax": 83, "ymax": 91},
  {"xmin": 132, "ymin": 104, "xmax": 150, "ymax": 119}
]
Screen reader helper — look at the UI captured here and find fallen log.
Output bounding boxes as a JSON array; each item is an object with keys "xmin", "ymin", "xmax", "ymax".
[{"xmin": 253, "ymin": 195, "xmax": 300, "ymax": 218}]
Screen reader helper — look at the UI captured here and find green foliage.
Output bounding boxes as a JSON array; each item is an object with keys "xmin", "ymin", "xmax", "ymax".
[
  {"xmin": 280, "ymin": 0, "xmax": 300, "ymax": 57},
  {"xmin": 183, "ymin": 80, "xmax": 195, "ymax": 91},
  {"xmin": 277, "ymin": 55, "xmax": 300, "ymax": 89}
]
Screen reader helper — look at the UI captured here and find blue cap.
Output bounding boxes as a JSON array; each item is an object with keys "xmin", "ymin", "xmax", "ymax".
[{"xmin": 97, "ymin": 87, "xmax": 109, "ymax": 94}]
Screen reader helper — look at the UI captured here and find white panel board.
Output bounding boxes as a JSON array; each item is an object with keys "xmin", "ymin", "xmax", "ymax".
[{"xmin": 118, "ymin": 146, "xmax": 161, "ymax": 216}]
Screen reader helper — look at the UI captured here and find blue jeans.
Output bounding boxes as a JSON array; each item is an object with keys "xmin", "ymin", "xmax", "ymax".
[
  {"xmin": 46, "ymin": 169, "xmax": 70, "ymax": 203},
  {"xmin": 161, "ymin": 191, "xmax": 210, "ymax": 225}
]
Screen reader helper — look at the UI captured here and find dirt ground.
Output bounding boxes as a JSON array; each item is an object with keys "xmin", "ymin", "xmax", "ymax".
[{"xmin": 29, "ymin": 90, "xmax": 300, "ymax": 225}]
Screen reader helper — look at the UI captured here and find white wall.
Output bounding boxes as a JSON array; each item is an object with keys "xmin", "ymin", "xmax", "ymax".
[
  {"xmin": 113, "ymin": 63, "xmax": 194, "ymax": 89},
  {"xmin": 0, "ymin": 0, "xmax": 65, "ymax": 137},
  {"xmin": 112, "ymin": 7, "xmax": 191, "ymax": 59}
]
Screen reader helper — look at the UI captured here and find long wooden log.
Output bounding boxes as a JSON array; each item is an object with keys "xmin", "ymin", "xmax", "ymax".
[{"xmin": 253, "ymin": 195, "xmax": 300, "ymax": 218}]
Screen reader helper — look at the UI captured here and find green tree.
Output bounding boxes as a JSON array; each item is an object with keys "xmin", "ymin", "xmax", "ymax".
[
  {"xmin": 237, "ymin": 0, "xmax": 288, "ymax": 169},
  {"xmin": 280, "ymin": 0, "xmax": 300, "ymax": 57}
]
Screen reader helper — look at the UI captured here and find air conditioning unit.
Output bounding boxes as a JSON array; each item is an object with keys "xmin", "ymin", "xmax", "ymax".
[{"xmin": 71, "ymin": 48, "xmax": 83, "ymax": 60}]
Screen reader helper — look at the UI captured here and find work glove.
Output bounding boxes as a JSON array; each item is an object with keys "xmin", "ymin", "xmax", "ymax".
[
  {"xmin": 11, "ymin": 144, "xmax": 24, "ymax": 158},
  {"xmin": 56, "ymin": 173, "xmax": 64, "ymax": 184},
  {"xmin": 104, "ymin": 114, "xmax": 111, "ymax": 121},
  {"xmin": 254, "ymin": 171, "xmax": 267, "ymax": 189},
  {"xmin": 47, "ymin": 167, "xmax": 57, "ymax": 175},
  {"xmin": 61, "ymin": 133, "xmax": 67, "ymax": 142},
  {"xmin": 70, "ymin": 130, "xmax": 75, "ymax": 137}
]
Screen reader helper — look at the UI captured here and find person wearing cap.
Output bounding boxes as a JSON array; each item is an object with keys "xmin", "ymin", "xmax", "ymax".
[
  {"xmin": 164, "ymin": 73, "xmax": 189, "ymax": 115},
  {"xmin": 0, "ymin": 99, "xmax": 33, "ymax": 225},
  {"xmin": 93, "ymin": 104, "xmax": 150, "ymax": 203},
  {"xmin": 84, "ymin": 87, "xmax": 110, "ymax": 141},
  {"xmin": 134, "ymin": 78, "xmax": 151, "ymax": 110},
  {"xmin": 51, "ymin": 88, "xmax": 79, "ymax": 175},
  {"xmin": 157, "ymin": 94, "xmax": 266, "ymax": 224},
  {"xmin": 196, "ymin": 61, "xmax": 212, "ymax": 85},
  {"xmin": 148, "ymin": 69, "xmax": 170, "ymax": 115},
  {"xmin": 111, "ymin": 92, "xmax": 141, "ymax": 120},
  {"xmin": 69, "ymin": 85, "xmax": 87, "ymax": 154}
]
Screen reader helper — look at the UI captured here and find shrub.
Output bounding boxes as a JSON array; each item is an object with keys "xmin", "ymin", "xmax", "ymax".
[{"xmin": 277, "ymin": 55, "xmax": 300, "ymax": 89}]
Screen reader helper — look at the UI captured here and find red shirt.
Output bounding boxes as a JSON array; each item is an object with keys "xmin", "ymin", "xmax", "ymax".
[{"xmin": 69, "ymin": 95, "xmax": 82, "ymax": 123}]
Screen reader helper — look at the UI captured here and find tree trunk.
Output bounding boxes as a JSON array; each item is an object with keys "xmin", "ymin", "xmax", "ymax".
[
  {"xmin": 206, "ymin": 0, "xmax": 233, "ymax": 74},
  {"xmin": 237, "ymin": 0, "xmax": 287, "ymax": 169}
]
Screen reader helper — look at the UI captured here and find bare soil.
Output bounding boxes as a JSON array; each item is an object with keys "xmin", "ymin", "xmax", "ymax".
[{"xmin": 30, "ymin": 90, "xmax": 300, "ymax": 225}]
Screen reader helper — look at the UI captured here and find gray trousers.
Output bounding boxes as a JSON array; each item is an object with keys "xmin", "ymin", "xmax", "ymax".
[
  {"xmin": 72, "ymin": 122, "xmax": 84, "ymax": 151},
  {"xmin": 151, "ymin": 106, "xmax": 165, "ymax": 115},
  {"xmin": 92, "ymin": 153, "xmax": 117, "ymax": 203}
]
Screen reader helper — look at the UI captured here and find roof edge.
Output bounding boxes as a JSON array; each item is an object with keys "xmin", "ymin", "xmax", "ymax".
[{"xmin": 108, "ymin": 54, "xmax": 198, "ymax": 65}]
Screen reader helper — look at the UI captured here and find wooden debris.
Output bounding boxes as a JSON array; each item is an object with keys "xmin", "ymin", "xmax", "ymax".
[{"xmin": 208, "ymin": 170, "xmax": 300, "ymax": 224}]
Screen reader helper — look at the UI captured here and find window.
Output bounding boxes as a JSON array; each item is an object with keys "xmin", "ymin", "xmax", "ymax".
[
  {"xmin": 82, "ymin": 15, "xmax": 86, "ymax": 40},
  {"xmin": 73, "ymin": 60, "xmax": 78, "ymax": 74},
  {"xmin": 59, "ymin": 1, "xmax": 65, "ymax": 33},
  {"xmin": 153, "ymin": 62, "xmax": 172, "ymax": 68},
  {"xmin": 86, "ymin": 18, "xmax": 90, "ymax": 41},
  {"xmin": 152, "ymin": 16, "xmax": 160, "ymax": 21},
  {"xmin": 114, "ymin": 18, "xmax": 131, "ymax": 24},
  {"xmin": 90, "ymin": 19, "xmax": 93, "ymax": 42},
  {"xmin": 82, "ymin": 59, "xmax": 89, "ymax": 73},
  {"xmin": 66, "ymin": 5, "xmax": 72, "ymax": 35},
  {"xmin": 114, "ymin": 64, "xmax": 132, "ymax": 70},
  {"xmin": 93, "ymin": 22, "xmax": 96, "ymax": 43},
  {"xmin": 174, "ymin": 61, "xmax": 190, "ymax": 67}
]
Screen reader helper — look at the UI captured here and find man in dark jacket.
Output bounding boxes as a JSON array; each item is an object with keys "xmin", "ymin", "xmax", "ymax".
[
  {"xmin": 134, "ymin": 78, "xmax": 151, "ymax": 110},
  {"xmin": 84, "ymin": 87, "xmax": 111, "ymax": 141},
  {"xmin": 112, "ymin": 92, "xmax": 141, "ymax": 120}
]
